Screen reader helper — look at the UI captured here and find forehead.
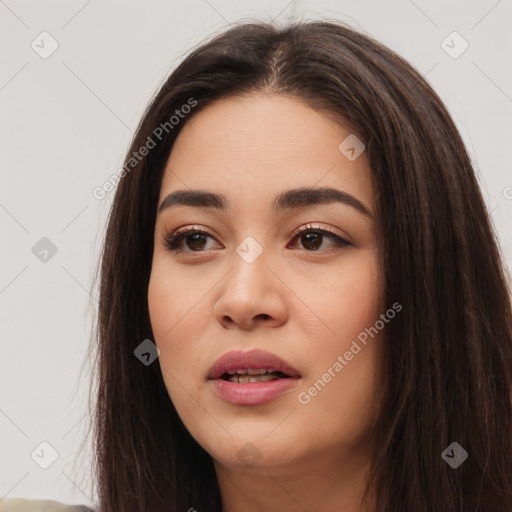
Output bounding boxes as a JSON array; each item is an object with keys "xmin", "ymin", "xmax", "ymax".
[{"xmin": 159, "ymin": 94, "xmax": 373, "ymax": 211}]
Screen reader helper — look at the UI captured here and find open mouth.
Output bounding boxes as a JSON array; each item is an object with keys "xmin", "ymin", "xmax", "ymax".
[
  {"xmin": 220, "ymin": 370, "xmax": 292, "ymax": 384},
  {"xmin": 207, "ymin": 349, "xmax": 301, "ymax": 404}
]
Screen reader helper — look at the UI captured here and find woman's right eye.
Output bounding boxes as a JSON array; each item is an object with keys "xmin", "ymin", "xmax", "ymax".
[{"xmin": 163, "ymin": 228, "xmax": 218, "ymax": 253}]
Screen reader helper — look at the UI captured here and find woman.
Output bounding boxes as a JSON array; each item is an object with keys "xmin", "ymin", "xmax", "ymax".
[
  {"xmin": 93, "ymin": 19, "xmax": 512, "ymax": 512},
  {"xmin": 4, "ymin": 18, "xmax": 510, "ymax": 512}
]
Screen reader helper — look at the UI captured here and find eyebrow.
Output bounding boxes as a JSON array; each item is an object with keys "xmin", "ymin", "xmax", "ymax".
[{"xmin": 158, "ymin": 187, "xmax": 373, "ymax": 218}]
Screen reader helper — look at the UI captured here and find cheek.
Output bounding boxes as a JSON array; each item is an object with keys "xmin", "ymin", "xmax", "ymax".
[
  {"xmin": 147, "ymin": 258, "xmax": 229, "ymax": 432},
  {"xmin": 293, "ymin": 251, "xmax": 383, "ymax": 434},
  {"xmin": 300, "ymin": 249, "xmax": 381, "ymax": 342},
  {"xmin": 298, "ymin": 338, "xmax": 382, "ymax": 454},
  {"xmin": 147, "ymin": 257, "xmax": 210, "ymax": 345},
  {"xmin": 148, "ymin": 270, "xmax": 218, "ymax": 449},
  {"xmin": 338, "ymin": 264, "xmax": 381, "ymax": 338},
  {"xmin": 147, "ymin": 264, "xmax": 204, "ymax": 386}
]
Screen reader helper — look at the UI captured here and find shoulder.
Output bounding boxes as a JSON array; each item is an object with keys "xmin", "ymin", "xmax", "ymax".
[{"xmin": 0, "ymin": 498, "xmax": 95, "ymax": 512}]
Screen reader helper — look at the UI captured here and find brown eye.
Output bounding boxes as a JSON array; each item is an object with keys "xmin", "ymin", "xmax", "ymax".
[
  {"xmin": 289, "ymin": 227, "xmax": 351, "ymax": 252},
  {"xmin": 183, "ymin": 233, "xmax": 209, "ymax": 251},
  {"xmin": 300, "ymin": 232, "xmax": 323, "ymax": 251},
  {"xmin": 163, "ymin": 229, "xmax": 217, "ymax": 252},
  {"xmin": 162, "ymin": 225, "xmax": 351, "ymax": 254}
]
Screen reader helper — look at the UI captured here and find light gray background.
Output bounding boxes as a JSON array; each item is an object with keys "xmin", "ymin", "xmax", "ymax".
[{"xmin": 1, "ymin": 0, "xmax": 511, "ymax": 507}]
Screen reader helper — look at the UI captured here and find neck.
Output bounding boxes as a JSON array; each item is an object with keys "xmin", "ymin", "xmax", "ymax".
[{"xmin": 214, "ymin": 446, "xmax": 377, "ymax": 512}]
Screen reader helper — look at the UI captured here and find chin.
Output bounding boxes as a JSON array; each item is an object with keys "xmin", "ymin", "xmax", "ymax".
[{"xmin": 198, "ymin": 430, "xmax": 303, "ymax": 471}]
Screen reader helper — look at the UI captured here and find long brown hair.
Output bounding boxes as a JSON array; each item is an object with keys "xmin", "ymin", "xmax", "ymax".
[{"xmin": 84, "ymin": 19, "xmax": 512, "ymax": 511}]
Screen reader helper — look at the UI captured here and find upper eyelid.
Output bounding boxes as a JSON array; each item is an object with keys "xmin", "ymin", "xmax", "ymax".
[
  {"xmin": 164, "ymin": 224, "xmax": 350, "ymax": 250},
  {"xmin": 169, "ymin": 223, "xmax": 345, "ymax": 241},
  {"xmin": 292, "ymin": 223, "xmax": 342, "ymax": 238},
  {"xmin": 172, "ymin": 224, "xmax": 216, "ymax": 236}
]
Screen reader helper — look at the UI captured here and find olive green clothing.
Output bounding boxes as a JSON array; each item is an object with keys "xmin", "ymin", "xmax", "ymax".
[{"xmin": 0, "ymin": 498, "xmax": 95, "ymax": 512}]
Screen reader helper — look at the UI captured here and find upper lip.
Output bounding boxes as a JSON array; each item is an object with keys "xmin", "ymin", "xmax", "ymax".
[{"xmin": 207, "ymin": 349, "xmax": 301, "ymax": 380}]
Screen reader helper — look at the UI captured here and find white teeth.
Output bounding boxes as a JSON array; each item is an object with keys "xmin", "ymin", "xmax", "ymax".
[
  {"xmin": 246, "ymin": 369, "xmax": 268, "ymax": 375},
  {"xmin": 225, "ymin": 372, "xmax": 281, "ymax": 383},
  {"xmin": 226, "ymin": 368, "xmax": 269, "ymax": 375}
]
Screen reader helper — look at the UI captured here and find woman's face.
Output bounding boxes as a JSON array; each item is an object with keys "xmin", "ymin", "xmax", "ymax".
[{"xmin": 148, "ymin": 93, "xmax": 384, "ymax": 476}]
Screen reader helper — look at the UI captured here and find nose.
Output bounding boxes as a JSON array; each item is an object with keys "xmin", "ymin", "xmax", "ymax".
[{"xmin": 213, "ymin": 246, "xmax": 288, "ymax": 331}]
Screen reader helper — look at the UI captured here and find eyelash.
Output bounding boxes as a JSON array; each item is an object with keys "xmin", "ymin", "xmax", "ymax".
[{"xmin": 162, "ymin": 223, "xmax": 351, "ymax": 254}]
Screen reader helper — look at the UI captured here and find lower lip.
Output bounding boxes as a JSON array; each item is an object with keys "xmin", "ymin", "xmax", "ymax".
[{"xmin": 208, "ymin": 377, "xmax": 300, "ymax": 405}]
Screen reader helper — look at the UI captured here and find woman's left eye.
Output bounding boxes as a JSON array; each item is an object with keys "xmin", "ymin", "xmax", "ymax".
[
  {"xmin": 162, "ymin": 224, "xmax": 351, "ymax": 254},
  {"xmin": 289, "ymin": 226, "xmax": 351, "ymax": 251}
]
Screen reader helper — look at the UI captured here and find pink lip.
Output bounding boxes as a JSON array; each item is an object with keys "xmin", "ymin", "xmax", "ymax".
[
  {"xmin": 208, "ymin": 378, "xmax": 300, "ymax": 405},
  {"xmin": 207, "ymin": 349, "xmax": 301, "ymax": 405},
  {"xmin": 207, "ymin": 349, "xmax": 301, "ymax": 379}
]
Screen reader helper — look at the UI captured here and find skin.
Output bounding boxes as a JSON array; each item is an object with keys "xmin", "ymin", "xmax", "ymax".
[{"xmin": 148, "ymin": 93, "xmax": 384, "ymax": 512}]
